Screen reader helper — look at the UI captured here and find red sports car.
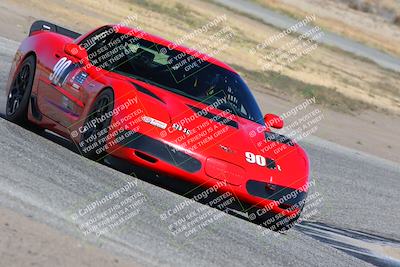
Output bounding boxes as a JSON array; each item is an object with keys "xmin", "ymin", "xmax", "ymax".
[{"xmin": 5, "ymin": 21, "xmax": 309, "ymax": 231}]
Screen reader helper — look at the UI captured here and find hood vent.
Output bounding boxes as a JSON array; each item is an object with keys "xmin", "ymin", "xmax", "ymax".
[
  {"xmin": 187, "ymin": 105, "xmax": 238, "ymax": 129},
  {"xmin": 265, "ymin": 132, "xmax": 295, "ymax": 146}
]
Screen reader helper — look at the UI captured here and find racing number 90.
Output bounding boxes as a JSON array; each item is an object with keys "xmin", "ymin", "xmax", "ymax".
[
  {"xmin": 49, "ymin": 57, "xmax": 72, "ymax": 85},
  {"xmin": 245, "ymin": 152, "xmax": 267, "ymax": 167}
]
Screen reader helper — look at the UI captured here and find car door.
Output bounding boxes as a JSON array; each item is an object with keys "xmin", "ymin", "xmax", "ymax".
[
  {"xmin": 37, "ymin": 46, "xmax": 87, "ymax": 128},
  {"xmin": 37, "ymin": 26, "xmax": 117, "ymax": 129}
]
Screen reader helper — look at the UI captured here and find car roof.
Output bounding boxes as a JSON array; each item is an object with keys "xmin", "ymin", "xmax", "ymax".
[{"xmin": 108, "ymin": 25, "xmax": 238, "ymax": 74}]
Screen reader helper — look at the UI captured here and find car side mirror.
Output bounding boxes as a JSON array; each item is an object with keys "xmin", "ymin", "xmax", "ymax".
[
  {"xmin": 64, "ymin": 43, "xmax": 88, "ymax": 61},
  {"xmin": 264, "ymin": 113, "xmax": 284, "ymax": 129}
]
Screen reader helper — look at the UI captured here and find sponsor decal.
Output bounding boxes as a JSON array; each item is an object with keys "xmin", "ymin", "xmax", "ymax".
[
  {"xmin": 71, "ymin": 71, "xmax": 88, "ymax": 90},
  {"xmin": 61, "ymin": 95, "xmax": 74, "ymax": 112},
  {"xmin": 172, "ymin": 123, "xmax": 191, "ymax": 135},
  {"xmin": 142, "ymin": 116, "xmax": 167, "ymax": 129},
  {"xmin": 219, "ymin": 144, "xmax": 233, "ymax": 153}
]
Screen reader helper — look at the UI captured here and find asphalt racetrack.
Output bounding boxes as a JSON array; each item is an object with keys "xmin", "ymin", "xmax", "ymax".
[{"xmin": 0, "ymin": 36, "xmax": 399, "ymax": 266}]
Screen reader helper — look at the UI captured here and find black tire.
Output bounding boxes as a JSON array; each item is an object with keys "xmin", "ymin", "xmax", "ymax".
[
  {"xmin": 6, "ymin": 55, "xmax": 36, "ymax": 124},
  {"xmin": 79, "ymin": 88, "xmax": 114, "ymax": 160}
]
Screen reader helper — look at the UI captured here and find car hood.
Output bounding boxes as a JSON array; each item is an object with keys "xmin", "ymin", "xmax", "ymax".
[{"xmin": 124, "ymin": 78, "xmax": 309, "ymax": 189}]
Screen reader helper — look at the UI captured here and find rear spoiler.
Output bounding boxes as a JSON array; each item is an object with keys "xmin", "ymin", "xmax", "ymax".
[{"xmin": 29, "ymin": 20, "xmax": 81, "ymax": 40}]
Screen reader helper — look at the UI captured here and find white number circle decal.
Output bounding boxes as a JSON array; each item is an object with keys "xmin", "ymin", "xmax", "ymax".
[
  {"xmin": 49, "ymin": 57, "xmax": 72, "ymax": 85},
  {"xmin": 246, "ymin": 152, "xmax": 269, "ymax": 167}
]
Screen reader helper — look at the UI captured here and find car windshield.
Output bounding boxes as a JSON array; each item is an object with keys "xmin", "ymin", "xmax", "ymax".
[{"xmin": 81, "ymin": 28, "xmax": 264, "ymax": 124}]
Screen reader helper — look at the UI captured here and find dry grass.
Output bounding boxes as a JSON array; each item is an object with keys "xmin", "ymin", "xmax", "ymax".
[
  {"xmin": 252, "ymin": 0, "xmax": 400, "ymax": 57},
  {"xmin": 342, "ymin": 0, "xmax": 400, "ymax": 19},
  {"xmin": 3, "ymin": 0, "xmax": 400, "ymax": 115}
]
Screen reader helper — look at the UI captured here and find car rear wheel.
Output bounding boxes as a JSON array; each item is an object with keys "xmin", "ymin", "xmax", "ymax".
[
  {"xmin": 79, "ymin": 88, "xmax": 114, "ymax": 160},
  {"xmin": 6, "ymin": 55, "xmax": 36, "ymax": 124}
]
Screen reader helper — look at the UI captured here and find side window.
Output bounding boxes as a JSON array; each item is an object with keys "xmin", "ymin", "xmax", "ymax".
[
  {"xmin": 79, "ymin": 27, "xmax": 118, "ymax": 69},
  {"xmin": 80, "ymin": 26, "xmax": 111, "ymax": 52}
]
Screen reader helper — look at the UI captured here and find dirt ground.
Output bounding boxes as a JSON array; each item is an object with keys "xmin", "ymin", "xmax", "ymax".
[
  {"xmin": 255, "ymin": 0, "xmax": 400, "ymax": 57},
  {"xmin": 2, "ymin": 0, "xmax": 400, "ymax": 115},
  {"xmin": 0, "ymin": 206, "xmax": 137, "ymax": 267}
]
